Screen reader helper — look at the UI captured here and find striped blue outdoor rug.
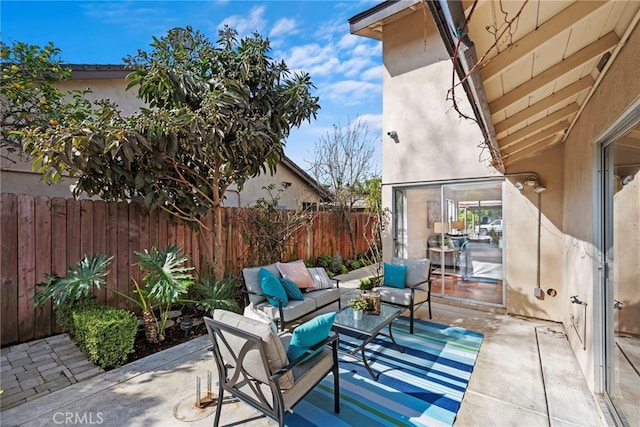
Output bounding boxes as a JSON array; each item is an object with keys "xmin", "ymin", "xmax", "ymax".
[{"xmin": 286, "ymin": 317, "xmax": 484, "ymax": 427}]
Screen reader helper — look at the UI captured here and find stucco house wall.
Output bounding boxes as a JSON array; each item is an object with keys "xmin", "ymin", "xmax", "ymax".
[
  {"xmin": 561, "ymin": 22, "xmax": 640, "ymax": 387},
  {"xmin": 380, "ymin": 8, "xmax": 567, "ymax": 323}
]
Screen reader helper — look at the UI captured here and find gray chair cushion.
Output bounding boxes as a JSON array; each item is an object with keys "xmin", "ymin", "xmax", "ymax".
[
  {"xmin": 212, "ymin": 310, "xmax": 294, "ymax": 389},
  {"xmin": 374, "ymin": 286, "xmax": 428, "ymax": 305},
  {"xmin": 391, "ymin": 257, "xmax": 430, "ymax": 288}
]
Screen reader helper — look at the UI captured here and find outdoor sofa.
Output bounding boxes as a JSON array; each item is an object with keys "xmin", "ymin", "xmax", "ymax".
[{"xmin": 242, "ymin": 260, "xmax": 341, "ymax": 331}]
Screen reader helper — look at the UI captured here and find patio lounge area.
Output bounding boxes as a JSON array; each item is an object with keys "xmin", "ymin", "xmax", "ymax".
[{"xmin": 1, "ymin": 280, "xmax": 606, "ymax": 427}]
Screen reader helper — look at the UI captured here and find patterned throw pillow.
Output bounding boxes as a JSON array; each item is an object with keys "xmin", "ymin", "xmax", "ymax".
[{"xmin": 307, "ymin": 267, "xmax": 333, "ymax": 290}]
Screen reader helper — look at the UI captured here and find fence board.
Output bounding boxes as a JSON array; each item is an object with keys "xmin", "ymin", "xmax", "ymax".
[
  {"xmin": 17, "ymin": 195, "xmax": 36, "ymax": 342},
  {"xmin": 93, "ymin": 201, "xmax": 108, "ymax": 305},
  {"xmin": 115, "ymin": 202, "xmax": 129, "ymax": 310},
  {"xmin": 1, "ymin": 195, "xmax": 376, "ymax": 346},
  {"xmin": 50, "ymin": 198, "xmax": 67, "ymax": 334},
  {"xmin": 105, "ymin": 202, "xmax": 119, "ymax": 308},
  {"xmin": 1, "ymin": 194, "xmax": 19, "ymax": 344},
  {"xmin": 34, "ymin": 197, "xmax": 52, "ymax": 339},
  {"xmin": 66, "ymin": 199, "xmax": 81, "ymax": 265}
]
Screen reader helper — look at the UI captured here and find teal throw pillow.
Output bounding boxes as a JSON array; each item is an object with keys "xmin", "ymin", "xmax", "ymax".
[
  {"xmin": 280, "ymin": 277, "xmax": 304, "ymax": 300},
  {"xmin": 383, "ymin": 262, "xmax": 407, "ymax": 288},
  {"xmin": 286, "ymin": 312, "xmax": 336, "ymax": 361},
  {"xmin": 259, "ymin": 268, "xmax": 288, "ymax": 307}
]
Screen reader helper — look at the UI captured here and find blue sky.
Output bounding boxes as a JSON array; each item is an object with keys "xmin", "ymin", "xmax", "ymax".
[{"xmin": 1, "ymin": 0, "xmax": 382, "ymax": 172}]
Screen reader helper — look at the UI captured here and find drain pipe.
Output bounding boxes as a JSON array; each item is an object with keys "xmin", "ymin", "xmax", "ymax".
[{"xmin": 535, "ymin": 190, "xmax": 543, "ymax": 297}]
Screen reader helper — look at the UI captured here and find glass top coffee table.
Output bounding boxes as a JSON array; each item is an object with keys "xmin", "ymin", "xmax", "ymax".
[{"xmin": 333, "ymin": 303, "xmax": 404, "ymax": 380}]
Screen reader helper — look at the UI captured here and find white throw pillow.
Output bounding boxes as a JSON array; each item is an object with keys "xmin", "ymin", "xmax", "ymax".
[{"xmin": 243, "ymin": 303, "xmax": 278, "ymax": 334}]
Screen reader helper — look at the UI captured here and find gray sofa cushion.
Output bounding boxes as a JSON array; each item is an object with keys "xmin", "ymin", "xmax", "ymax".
[
  {"xmin": 303, "ymin": 288, "xmax": 341, "ymax": 308},
  {"xmin": 243, "ymin": 264, "xmax": 281, "ymax": 304},
  {"xmin": 257, "ymin": 298, "xmax": 317, "ymax": 323}
]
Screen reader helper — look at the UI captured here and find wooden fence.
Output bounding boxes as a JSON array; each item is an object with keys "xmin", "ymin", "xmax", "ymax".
[{"xmin": 1, "ymin": 193, "xmax": 376, "ymax": 346}]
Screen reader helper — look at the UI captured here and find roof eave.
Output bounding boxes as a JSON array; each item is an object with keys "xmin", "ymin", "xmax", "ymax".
[{"xmin": 426, "ymin": 1, "xmax": 504, "ymax": 172}]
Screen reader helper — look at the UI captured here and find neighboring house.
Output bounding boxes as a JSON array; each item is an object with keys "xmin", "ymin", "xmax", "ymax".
[
  {"xmin": 350, "ymin": 1, "xmax": 639, "ymax": 425},
  {"xmin": 0, "ymin": 64, "xmax": 330, "ymax": 210}
]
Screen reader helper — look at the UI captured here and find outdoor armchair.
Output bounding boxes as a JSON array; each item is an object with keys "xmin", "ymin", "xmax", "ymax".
[
  {"xmin": 373, "ymin": 257, "xmax": 432, "ymax": 334},
  {"xmin": 204, "ymin": 310, "xmax": 340, "ymax": 427}
]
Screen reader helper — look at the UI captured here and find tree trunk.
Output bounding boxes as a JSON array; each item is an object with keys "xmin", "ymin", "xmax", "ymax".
[
  {"xmin": 142, "ymin": 310, "xmax": 159, "ymax": 343},
  {"xmin": 343, "ymin": 208, "xmax": 357, "ymax": 257},
  {"xmin": 212, "ymin": 204, "xmax": 224, "ymax": 280}
]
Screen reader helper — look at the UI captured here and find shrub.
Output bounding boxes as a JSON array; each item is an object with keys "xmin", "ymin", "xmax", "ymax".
[
  {"xmin": 53, "ymin": 293, "xmax": 99, "ymax": 337},
  {"xmin": 316, "ymin": 254, "xmax": 332, "ymax": 269},
  {"xmin": 72, "ymin": 306, "xmax": 138, "ymax": 369},
  {"xmin": 330, "ymin": 252, "xmax": 343, "ymax": 273}
]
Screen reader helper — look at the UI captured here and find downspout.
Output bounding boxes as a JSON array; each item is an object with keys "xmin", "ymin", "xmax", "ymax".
[{"xmin": 427, "ymin": 0, "xmax": 505, "ymax": 173}]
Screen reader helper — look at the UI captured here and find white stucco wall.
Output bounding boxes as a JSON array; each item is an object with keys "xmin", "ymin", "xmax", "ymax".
[
  {"xmin": 380, "ymin": 11, "xmax": 500, "ymax": 259},
  {"xmin": 562, "ymin": 22, "xmax": 640, "ymax": 391}
]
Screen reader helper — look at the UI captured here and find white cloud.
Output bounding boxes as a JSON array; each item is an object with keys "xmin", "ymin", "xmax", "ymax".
[
  {"xmin": 361, "ymin": 65, "xmax": 382, "ymax": 81},
  {"xmin": 270, "ymin": 18, "xmax": 298, "ymax": 38},
  {"xmin": 218, "ymin": 5, "xmax": 267, "ymax": 38},
  {"xmin": 319, "ymin": 80, "xmax": 380, "ymax": 106}
]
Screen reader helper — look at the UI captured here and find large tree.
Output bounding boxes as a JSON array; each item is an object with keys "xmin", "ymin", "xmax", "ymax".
[{"xmin": 22, "ymin": 26, "xmax": 320, "ymax": 279}]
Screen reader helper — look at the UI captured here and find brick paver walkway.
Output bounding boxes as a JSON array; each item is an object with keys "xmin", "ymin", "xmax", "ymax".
[{"xmin": 0, "ymin": 334, "xmax": 103, "ymax": 410}]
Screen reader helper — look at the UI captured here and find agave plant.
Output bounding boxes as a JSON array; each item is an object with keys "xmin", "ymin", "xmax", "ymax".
[{"xmin": 192, "ymin": 274, "xmax": 241, "ymax": 314}]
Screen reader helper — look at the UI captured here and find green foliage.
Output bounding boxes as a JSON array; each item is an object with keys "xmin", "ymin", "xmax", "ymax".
[
  {"xmin": 53, "ymin": 294, "xmax": 99, "ymax": 337},
  {"xmin": 135, "ymin": 245, "xmax": 194, "ymax": 304},
  {"xmin": 133, "ymin": 245, "xmax": 194, "ymax": 338},
  {"xmin": 192, "ymin": 275, "xmax": 241, "ymax": 314},
  {"xmin": 347, "ymin": 297, "xmax": 369, "ymax": 311},
  {"xmin": 1, "ymin": 40, "xmax": 73, "ymax": 153},
  {"xmin": 72, "ymin": 306, "xmax": 138, "ymax": 369},
  {"xmin": 34, "ymin": 254, "xmax": 113, "ymax": 308},
  {"xmin": 19, "ymin": 27, "xmax": 320, "ymax": 280},
  {"xmin": 316, "ymin": 254, "xmax": 332, "ymax": 269},
  {"xmin": 330, "ymin": 252, "xmax": 343, "ymax": 273},
  {"xmin": 358, "ymin": 278, "xmax": 374, "ymax": 291}
]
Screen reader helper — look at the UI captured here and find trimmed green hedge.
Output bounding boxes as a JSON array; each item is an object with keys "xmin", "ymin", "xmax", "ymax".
[
  {"xmin": 53, "ymin": 294, "xmax": 99, "ymax": 338},
  {"xmin": 72, "ymin": 306, "xmax": 138, "ymax": 369}
]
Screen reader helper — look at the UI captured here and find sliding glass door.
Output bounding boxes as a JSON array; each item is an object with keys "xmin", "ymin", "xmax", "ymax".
[
  {"xmin": 602, "ymin": 119, "xmax": 640, "ymax": 426},
  {"xmin": 393, "ymin": 180, "xmax": 505, "ymax": 307}
]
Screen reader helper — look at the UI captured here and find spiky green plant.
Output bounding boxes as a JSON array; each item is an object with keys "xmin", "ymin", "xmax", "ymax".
[{"xmin": 192, "ymin": 275, "xmax": 241, "ymax": 314}]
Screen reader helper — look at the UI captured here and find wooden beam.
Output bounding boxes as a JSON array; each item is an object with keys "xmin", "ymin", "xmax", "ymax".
[
  {"xmin": 494, "ymin": 77, "xmax": 593, "ymax": 134},
  {"xmin": 490, "ymin": 32, "xmax": 619, "ymax": 113},
  {"xmin": 500, "ymin": 121, "xmax": 568, "ymax": 154},
  {"xmin": 480, "ymin": 1, "xmax": 606, "ymax": 81},
  {"xmin": 499, "ymin": 104, "xmax": 578, "ymax": 147},
  {"xmin": 504, "ymin": 135, "xmax": 563, "ymax": 167}
]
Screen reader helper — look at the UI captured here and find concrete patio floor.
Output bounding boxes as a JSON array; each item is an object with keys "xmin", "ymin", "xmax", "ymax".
[{"xmin": 1, "ymin": 273, "xmax": 607, "ymax": 426}]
